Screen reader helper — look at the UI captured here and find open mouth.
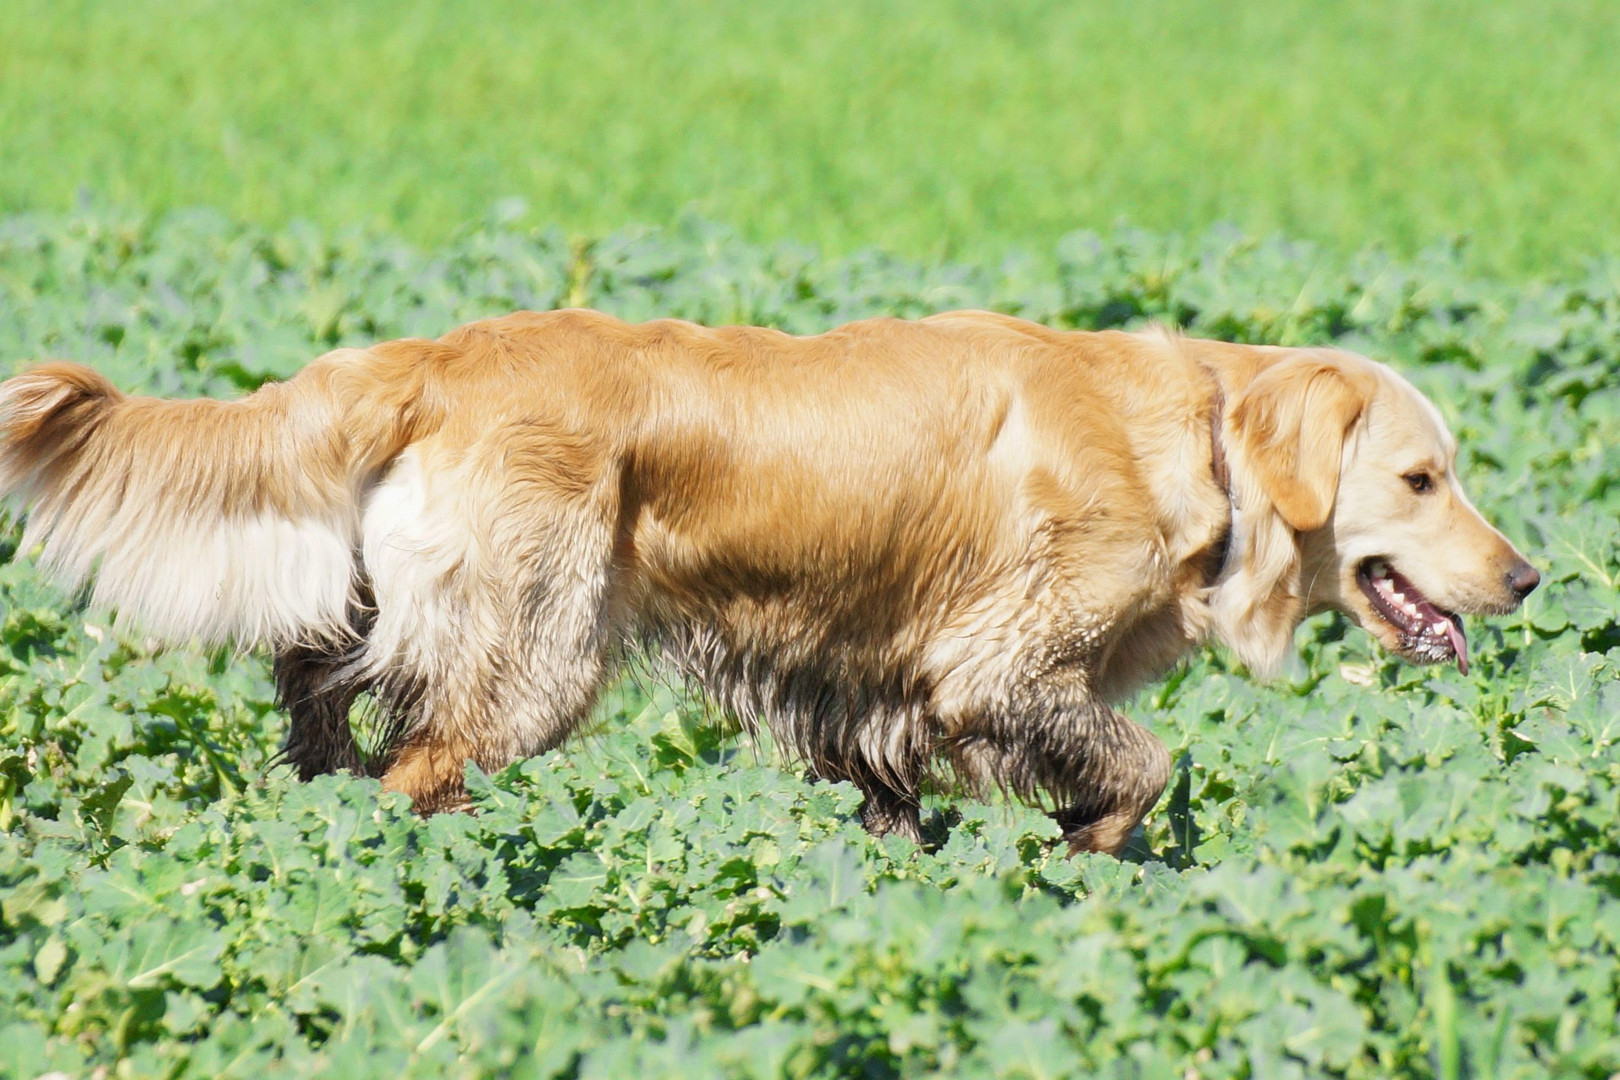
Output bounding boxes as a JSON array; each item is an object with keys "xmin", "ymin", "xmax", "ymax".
[{"xmin": 1355, "ymin": 557, "xmax": 1469, "ymax": 674}]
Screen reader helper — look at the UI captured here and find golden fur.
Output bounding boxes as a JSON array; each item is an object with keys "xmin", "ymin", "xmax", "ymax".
[{"xmin": 0, "ymin": 310, "xmax": 1537, "ymax": 853}]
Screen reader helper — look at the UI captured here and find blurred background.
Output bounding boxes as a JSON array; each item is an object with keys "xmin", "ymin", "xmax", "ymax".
[{"xmin": 4, "ymin": 0, "xmax": 1618, "ymax": 277}]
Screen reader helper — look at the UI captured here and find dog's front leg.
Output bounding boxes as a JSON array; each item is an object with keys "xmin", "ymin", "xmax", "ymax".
[
  {"xmin": 948, "ymin": 685, "xmax": 1172, "ymax": 857},
  {"xmin": 1049, "ymin": 703, "xmax": 1172, "ymax": 855},
  {"xmin": 856, "ymin": 776, "xmax": 925, "ymax": 844}
]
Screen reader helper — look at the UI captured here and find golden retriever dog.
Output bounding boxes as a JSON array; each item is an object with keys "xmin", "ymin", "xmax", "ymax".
[{"xmin": 0, "ymin": 310, "xmax": 1538, "ymax": 853}]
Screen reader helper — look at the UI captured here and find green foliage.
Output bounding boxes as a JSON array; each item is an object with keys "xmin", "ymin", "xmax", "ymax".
[
  {"xmin": 3, "ymin": 0, "xmax": 1620, "ymax": 277},
  {"xmin": 2, "ymin": 209, "xmax": 1619, "ymax": 1077}
]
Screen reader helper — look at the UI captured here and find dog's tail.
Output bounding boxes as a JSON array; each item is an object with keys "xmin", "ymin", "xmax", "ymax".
[{"xmin": 0, "ymin": 344, "xmax": 440, "ymax": 647}]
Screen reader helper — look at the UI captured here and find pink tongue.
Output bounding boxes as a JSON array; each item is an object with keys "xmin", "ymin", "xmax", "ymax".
[{"xmin": 1444, "ymin": 618, "xmax": 1469, "ymax": 675}]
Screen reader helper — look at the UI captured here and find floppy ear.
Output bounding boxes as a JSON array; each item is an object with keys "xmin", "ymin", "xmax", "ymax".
[{"xmin": 1230, "ymin": 356, "xmax": 1371, "ymax": 532}]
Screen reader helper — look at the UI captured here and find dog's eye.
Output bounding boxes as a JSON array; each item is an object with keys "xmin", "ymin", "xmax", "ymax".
[{"xmin": 1403, "ymin": 471, "xmax": 1434, "ymax": 494}]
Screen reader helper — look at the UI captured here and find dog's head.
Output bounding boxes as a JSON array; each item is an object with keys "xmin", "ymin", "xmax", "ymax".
[{"xmin": 1212, "ymin": 348, "xmax": 1537, "ymax": 675}]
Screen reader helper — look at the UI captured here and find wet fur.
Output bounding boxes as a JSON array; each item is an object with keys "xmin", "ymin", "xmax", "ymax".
[{"xmin": 0, "ymin": 310, "xmax": 1533, "ymax": 853}]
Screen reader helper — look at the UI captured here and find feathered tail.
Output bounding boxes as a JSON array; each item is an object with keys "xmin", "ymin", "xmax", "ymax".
[{"xmin": 0, "ymin": 344, "xmax": 437, "ymax": 647}]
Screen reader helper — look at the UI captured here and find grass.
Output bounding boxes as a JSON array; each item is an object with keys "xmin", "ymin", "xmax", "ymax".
[
  {"xmin": 2, "ymin": 211, "xmax": 1618, "ymax": 1076},
  {"xmin": 3, "ymin": 0, "xmax": 1618, "ymax": 277}
]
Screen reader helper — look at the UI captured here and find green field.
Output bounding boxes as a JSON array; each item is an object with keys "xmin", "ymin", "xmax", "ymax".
[
  {"xmin": 3, "ymin": 3, "xmax": 1620, "ymax": 1076},
  {"xmin": 0, "ymin": 211, "xmax": 1618, "ymax": 1077},
  {"xmin": 3, "ymin": 0, "xmax": 1620, "ymax": 276}
]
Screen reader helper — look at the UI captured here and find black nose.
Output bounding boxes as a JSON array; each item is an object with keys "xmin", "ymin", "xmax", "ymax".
[{"xmin": 1506, "ymin": 561, "xmax": 1540, "ymax": 600}]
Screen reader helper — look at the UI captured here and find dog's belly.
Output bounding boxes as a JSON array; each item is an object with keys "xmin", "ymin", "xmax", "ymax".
[
  {"xmin": 645, "ymin": 593, "xmax": 938, "ymax": 778},
  {"xmin": 621, "ymin": 444, "xmax": 1017, "ymax": 771}
]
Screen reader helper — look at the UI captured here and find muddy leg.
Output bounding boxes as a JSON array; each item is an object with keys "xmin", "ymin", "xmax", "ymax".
[
  {"xmin": 274, "ymin": 644, "xmax": 367, "ymax": 780},
  {"xmin": 1050, "ymin": 705, "xmax": 1172, "ymax": 856},
  {"xmin": 856, "ymin": 776, "xmax": 924, "ymax": 844},
  {"xmin": 948, "ymin": 682, "xmax": 1171, "ymax": 858}
]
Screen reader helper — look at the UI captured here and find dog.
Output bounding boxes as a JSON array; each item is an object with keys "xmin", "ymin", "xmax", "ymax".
[{"xmin": 0, "ymin": 310, "xmax": 1538, "ymax": 853}]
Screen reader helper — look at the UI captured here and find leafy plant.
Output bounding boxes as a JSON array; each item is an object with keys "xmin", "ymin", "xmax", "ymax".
[{"xmin": 1, "ymin": 210, "xmax": 1617, "ymax": 1078}]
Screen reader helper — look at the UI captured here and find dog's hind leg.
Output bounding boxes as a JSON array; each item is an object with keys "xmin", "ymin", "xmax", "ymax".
[
  {"xmin": 274, "ymin": 589, "xmax": 377, "ymax": 780},
  {"xmin": 360, "ymin": 436, "xmax": 622, "ymax": 813},
  {"xmin": 273, "ymin": 644, "xmax": 367, "ymax": 780}
]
